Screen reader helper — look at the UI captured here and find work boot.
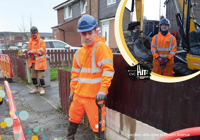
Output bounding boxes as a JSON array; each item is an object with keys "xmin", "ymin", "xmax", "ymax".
[
  {"xmin": 94, "ymin": 131, "xmax": 105, "ymax": 140},
  {"xmin": 67, "ymin": 121, "xmax": 79, "ymax": 140},
  {"xmin": 29, "ymin": 86, "xmax": 39, "ymax": 94},
  {"xmin": 40, "ymin": 87, "xmax": 45, "ymax": 95}
]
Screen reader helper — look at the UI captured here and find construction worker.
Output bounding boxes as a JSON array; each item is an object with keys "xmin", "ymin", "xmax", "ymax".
[
  {"xmin": 27, "ymin": 26, "xmax": 47, "ymax": 95},
  {"xmin": 67, "ymin": 14, "xmax": 115, "ymax": 140},
  {"xmin": 151, "ymin": 18, "xmax": 177, "ymax": 76}
]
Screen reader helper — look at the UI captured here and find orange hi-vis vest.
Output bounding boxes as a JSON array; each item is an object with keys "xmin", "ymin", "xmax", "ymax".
[
  {"xmin": 70, "ymin": 36, "xmax": 115, "ymax": 98},
  {"xmin": 28, "ymin": 34, "xmax": 47, "ymax": 70},
  {"xmin": 151, "ymin": 32, "xmax": 177, "ymax": 66}
]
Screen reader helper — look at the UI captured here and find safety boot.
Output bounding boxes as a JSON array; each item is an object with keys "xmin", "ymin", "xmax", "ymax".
[
  {"xmin": 40, "ymin": 87, "xmax": 45, "ymax": 95},
  {"xmin": 67, "ymin": 121, "xmax": 79, "ymax": 140},
  {"xmin": 29, "ymin": 86, "xmax": 39, "ymax": 94},
  {"xmin": 94, "ymin": 131, "xmax": 105, "ymax": 140}
]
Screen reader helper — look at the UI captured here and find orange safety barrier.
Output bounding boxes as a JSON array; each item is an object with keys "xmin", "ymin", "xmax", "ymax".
[
  {"xmin": 0, "ymin": 54, "xmax": 13, "ymax": 78},
  {"xmin": 158, "ymin": 127, "xmax": 200, "ymax": 140},
  {"xmin": 4, "ymin": 81, "xmax": 25, "ymax": 140}
]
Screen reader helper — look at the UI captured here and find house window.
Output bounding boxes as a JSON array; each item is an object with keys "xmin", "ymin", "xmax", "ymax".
[
  {"xmin": 0, "ymin": 36, "xmax": 3, "ymax": 40},
  {"xmin": 80, "ymin": 0, "xmax": 86, "ymax": 14},
  {"xmin": 64, "ymin": 5, "xmax": 72, "ymax": 19},
  {"xmin": 107, "ymin": 0, "xmax": 116, "ymax": 6}
]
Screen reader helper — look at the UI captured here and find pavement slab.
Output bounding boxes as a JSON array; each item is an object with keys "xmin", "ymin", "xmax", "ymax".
[{"xmin": 0, "ymin": 75, "xmax": 94, "ymax": 140}]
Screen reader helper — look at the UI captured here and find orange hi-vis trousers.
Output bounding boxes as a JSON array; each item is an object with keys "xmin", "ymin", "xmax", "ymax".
[{"xmin": 69, "ymin": 94, "xmax": 106, "ymax": 132}]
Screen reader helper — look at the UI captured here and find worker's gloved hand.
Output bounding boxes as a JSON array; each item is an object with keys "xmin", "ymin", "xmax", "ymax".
[
  {"xmin": 96, "ymin": 91, "xmax": 106, "ymax": 102},
  {"xmin": 157, "ymin": 57, "xmax": 165, "ymax": 65},
  {"xmin": 69, "ymin": 93, "xmax": 74, "ymax": 102},
  {"xmin": 164, "ymin": 58, "xmax": 169, "ymax": 63},
  {"xmin": 28, "ymin": 50, "xmax": 33, "ymax": 54}
]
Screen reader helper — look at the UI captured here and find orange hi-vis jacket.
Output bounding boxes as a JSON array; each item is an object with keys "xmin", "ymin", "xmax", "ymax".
[
  {"xmin": 28, "ymin": 34, "xmax": 47, "ymax": 70},
  {"xmin": 151, "ymin": 32, "xmax": 177, "ymax": 66},
  {"xmin": 70, "ymin": 36, "xmax": 115, "ymax": 98}
]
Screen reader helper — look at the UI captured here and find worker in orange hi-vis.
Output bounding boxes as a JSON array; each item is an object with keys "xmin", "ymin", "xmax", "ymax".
[
  {"xmin": 67, "ymin": 14, "xmax": 115, "ymax": 140},
  {"xmin": 27, "ymin": 26, "xmax": 47, "ymax": 95},
  {"xmin": 151, "ymin": 18, "xmax": 177, "ymax": 76}
]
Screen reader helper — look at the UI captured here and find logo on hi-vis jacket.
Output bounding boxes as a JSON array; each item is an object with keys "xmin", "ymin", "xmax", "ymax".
[{"xmin": 126, "ymin": 63, "xmax": 151, "ymax": 81}]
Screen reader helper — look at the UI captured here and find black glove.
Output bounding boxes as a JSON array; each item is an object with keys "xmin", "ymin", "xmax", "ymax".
[
  {"xmin": 69, "ymin": 93, "xmax": 74, "ymax": 102},
  {"xmin": 96, "ymin": 91, "xmax": 106, "ymax": 102}
]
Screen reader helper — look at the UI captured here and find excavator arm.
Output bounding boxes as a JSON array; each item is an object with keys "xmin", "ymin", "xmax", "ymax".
[
  {"xmin": 165, "ymin": 0, "xmax": 200, "ymax": 70},
  {"xmin": 125, "ymin": 0, "xmax": 200, "ymax": 73},
  {"xmin": 127, "ymin": 0, "xmax": 144, "ymax": 31}
]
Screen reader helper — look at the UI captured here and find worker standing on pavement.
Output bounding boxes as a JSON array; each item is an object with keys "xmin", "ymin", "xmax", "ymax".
[
  {"xmin": 67, "ymin": 14, "xmax": 115, "ymax": 140},
  {"xmin": 151, "ymin": 18, "xmax": 177, "ymax": 76},
  {"xmin": 27, "ymin": 26, "xmax": 47, "ymax": 95}
]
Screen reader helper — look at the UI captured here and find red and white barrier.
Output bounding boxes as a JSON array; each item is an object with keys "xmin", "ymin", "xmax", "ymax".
[{"xmin": 4, "ymin": 81, "xmax": 25, "ymax": 140}]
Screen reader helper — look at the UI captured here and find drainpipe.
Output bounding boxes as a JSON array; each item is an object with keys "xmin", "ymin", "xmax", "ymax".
[
  {"xmin": 59, "ymin": 27, "xmax": 65, "ymax": 42},
  {"xmin": 98, "ymin": 0, "xmax": 100, "ymax": 34},
  {"xmin": 90, "ymin": 0, "xmax": 91, "ymax": 15}
]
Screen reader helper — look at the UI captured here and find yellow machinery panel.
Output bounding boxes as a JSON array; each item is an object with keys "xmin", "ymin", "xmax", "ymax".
[{"xmin": 186, "ymin": 54, "xmax": 200, "ymax": 70}]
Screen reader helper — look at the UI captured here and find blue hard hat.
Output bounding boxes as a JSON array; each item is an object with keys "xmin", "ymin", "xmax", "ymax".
[
  {"xmin": 160, "ymin": 18, "xmax": 170, "ymax": 26},
  {"xmin": 77, "ymin": 14, "xmax": 98, "ymax": 33}
]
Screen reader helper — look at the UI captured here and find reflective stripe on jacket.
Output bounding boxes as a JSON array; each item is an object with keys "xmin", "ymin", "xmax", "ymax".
[
  {"xmin": 70, "ymin": 36, "xmax": 115, "ymax": 98},
  {"xmin": 151, "ymin": 32, "xmax": 177, "ymax": 66},
  {"xmin": 28, "ymin": 34, "xmax": 47, "ymax": 70}
]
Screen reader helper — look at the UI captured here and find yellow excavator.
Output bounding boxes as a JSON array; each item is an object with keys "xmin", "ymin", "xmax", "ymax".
[{"xmin": 125, "ymin": 0, "xmax": 200, "ymax": 76}]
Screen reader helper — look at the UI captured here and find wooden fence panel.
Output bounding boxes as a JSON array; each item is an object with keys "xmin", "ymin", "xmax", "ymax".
[
  {"xmin": 17, "ymin": 58, "xmax": 27, "ymax": 82},
  {"xmin": 57, "ymin": 54, "xmax": 200, "ymax": 139}
]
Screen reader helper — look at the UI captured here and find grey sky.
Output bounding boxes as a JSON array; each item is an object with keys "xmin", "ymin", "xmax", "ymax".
[
  {"xmin": 126, "ymin": 0, "xmax": 166, "ymax": 21},
  {"xmin": 0, "ymin": 0, "xmax": 65, "ymax": 32},
  {"xmin": 0, "ymin": 0, "xmax": 166, "ymax": 33}
]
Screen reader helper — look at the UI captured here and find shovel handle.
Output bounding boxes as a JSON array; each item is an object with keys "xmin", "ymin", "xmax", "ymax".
[
  {"xmin": 96, "ymin": 98, "xmax": 106, "ymax": 108},
  {"xmin": 96, "ymin": 98, "xmax": 106, "ymax": 139}
]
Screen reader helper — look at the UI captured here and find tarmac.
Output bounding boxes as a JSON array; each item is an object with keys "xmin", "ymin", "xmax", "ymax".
[{"xmin": 0, "ymin": 71, "xmax": 94, "ymax": 140}]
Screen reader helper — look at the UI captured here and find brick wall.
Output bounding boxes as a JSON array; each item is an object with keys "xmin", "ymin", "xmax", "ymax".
[
  {"xmin": 53, "ymin": 18, "xmax": 81, "ymax": 47},
  {"xmin": 91, "ymin": 0, "xmax": 98, "ymax": 23},
  {"xmin": 53, "ymin": 29, "xmax": 63, "ymax": 41},
  {"xmin": 109, "ymin": 19, "xmax": 118, "ymax": 49},
  {"xmin": 58, "ymin": 8, "xmax": 64, "ymax": 24}
]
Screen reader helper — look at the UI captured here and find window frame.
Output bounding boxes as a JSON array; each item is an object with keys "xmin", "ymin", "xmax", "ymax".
[
  {"xmin": 102, "ymin": 21, "xmax": 109, "ymax": 46},
  {"xmin": 80, "ymin": 0, "xmax": 86, "ymax": 14},
  {"xmin": 64, "ymin": 5, "xmax": 72, "ymax": 19},
  {"xmin": 107, "ymin": 0, "xmax": 116, "ymax": 6}
]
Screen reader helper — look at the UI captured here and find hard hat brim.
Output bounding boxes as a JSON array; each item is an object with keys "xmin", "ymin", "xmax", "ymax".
[
  {"xmin": 78, "ymin": 25, "xmax": 97, "ymax": 33},
  {"xmin": 31, "ymin": 31, "xmax": 38, "ymax": 33}
]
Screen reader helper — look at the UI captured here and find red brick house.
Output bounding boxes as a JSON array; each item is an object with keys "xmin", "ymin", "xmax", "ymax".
[{"xmin": 52, "ymin": 0, "xmax": 130, "ymax": 49}]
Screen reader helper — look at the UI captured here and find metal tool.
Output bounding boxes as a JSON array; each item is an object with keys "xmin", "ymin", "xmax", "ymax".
[
  {"xmin": 160, "ymin": 65, "xmax": 166, "ymax": 75},
  {"xmin": 95, "ymin": 98, "xmax": 106, "ymax": 140}
]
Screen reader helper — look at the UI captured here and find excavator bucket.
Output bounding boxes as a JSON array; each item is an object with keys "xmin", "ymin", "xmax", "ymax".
[{"xmin": 124, "ymin": 31, "xmax": 153, "ymax": 69}]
